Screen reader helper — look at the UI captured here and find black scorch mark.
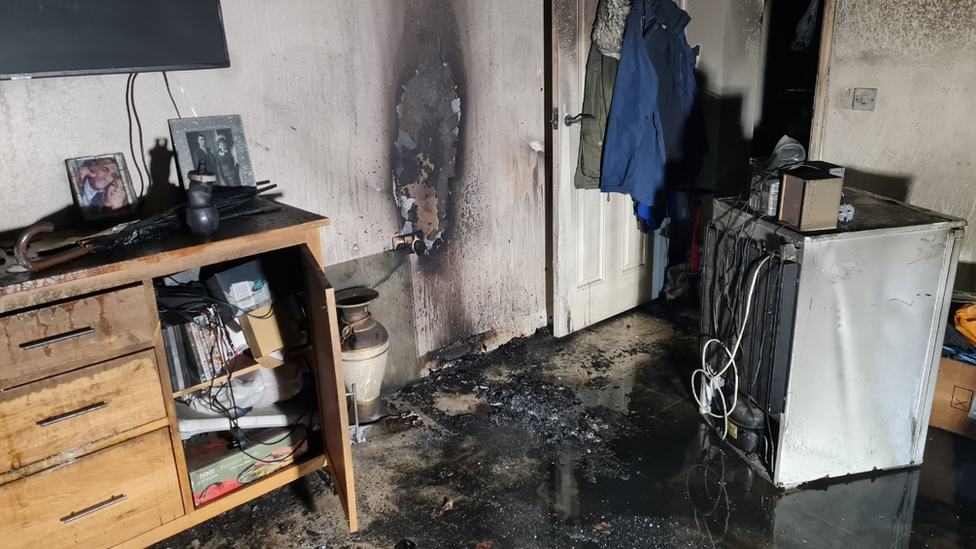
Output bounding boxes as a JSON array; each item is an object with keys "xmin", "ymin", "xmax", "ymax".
[{"xmin": 392, "ymin": 25, "xmax": 461, "ymax": 255}]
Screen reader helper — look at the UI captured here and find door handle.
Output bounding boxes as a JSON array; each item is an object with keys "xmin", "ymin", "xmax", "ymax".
[{"xmin": 564, "ymin": 113, "xmax": 594, "ymax": 127}]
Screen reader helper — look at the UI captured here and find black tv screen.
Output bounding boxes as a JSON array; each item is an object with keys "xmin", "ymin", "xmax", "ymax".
[{"xmin": 0, "ymin": 0, "xmax": 230, "ymax": 80}]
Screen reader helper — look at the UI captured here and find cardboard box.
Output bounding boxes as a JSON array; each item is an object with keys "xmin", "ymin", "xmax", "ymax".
[
  {"xmin": 930, "ymin": 357, "xmax": 976, "ymax": 439},
  {"xmin": 185, "ymin": 425, "xmax": 308, "ymax": 506},
  {"xmin": 205, "ymin": 260, "xmax": 273, "ymax": 316},
  {"xmin": 239, "ymin": 303, "xmax": 303, "ymax": 358},
  {"xmin": 779, "ymin": 167, "xmax": 843, "ymax": 232}
]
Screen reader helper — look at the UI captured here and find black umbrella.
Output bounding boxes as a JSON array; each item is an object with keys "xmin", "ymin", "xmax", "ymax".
[{"xmin": 14, "ymin": 184, "xmax": 277, "ymax": 272}]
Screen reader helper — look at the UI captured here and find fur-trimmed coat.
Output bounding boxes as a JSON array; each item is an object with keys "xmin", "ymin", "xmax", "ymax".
[{"xmin": 591, "ymin": 0, "xmax": 632, "ymax": 59}]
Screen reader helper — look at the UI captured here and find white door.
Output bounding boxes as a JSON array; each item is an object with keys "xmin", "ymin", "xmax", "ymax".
[{"xmin": 550, "ymin": 0, "xmax": 666, "ymax": 338}]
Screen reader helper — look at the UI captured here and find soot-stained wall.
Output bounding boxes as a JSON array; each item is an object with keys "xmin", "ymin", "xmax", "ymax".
[
  {"xmin": 403, "ymin": 1, "xmax": 548, "ymax": 358},
  {"xmin": 0, "ymin": 0, "xmax": 547, "ymax": 383},
  {"xmin": 392, "ymin": 3, "xmax": 463, "ymax": 252},
  {"xmin": 816, "ymin": 0, "xmax": 976, "ymax": 289}
]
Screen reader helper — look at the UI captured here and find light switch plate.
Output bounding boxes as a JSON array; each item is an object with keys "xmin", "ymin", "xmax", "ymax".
[{"xmin": 853, "ymin": 87, "xmax": 878, "ymax": 111}]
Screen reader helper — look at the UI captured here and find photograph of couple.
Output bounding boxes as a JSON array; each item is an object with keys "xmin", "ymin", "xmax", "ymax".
[
  {"xmin": 186, "ymin": 129, "xmax": 243, "ymax": 187},
  {"xmin": 66, "ymin": 154, "xmax": 137, "ymax": 219},
  {"xmin": 170, "ymin": 115, "xmax": 255, "ymax": 190}
]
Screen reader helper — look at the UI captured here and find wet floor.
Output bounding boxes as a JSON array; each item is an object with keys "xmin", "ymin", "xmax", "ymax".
[{"xmin": 152, "ymin": 305, "xmax": 976, "ymax": 549}]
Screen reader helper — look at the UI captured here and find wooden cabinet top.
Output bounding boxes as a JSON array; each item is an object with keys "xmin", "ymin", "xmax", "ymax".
[{"xmin": 0, "ymin": 201, "xmax": 329, "ymax": 313}]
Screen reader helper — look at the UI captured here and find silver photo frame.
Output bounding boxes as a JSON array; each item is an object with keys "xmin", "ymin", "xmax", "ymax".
[
  {"xmin": 169, "ymin": 115, "xmax": 256, "ymax": 188},
  {"xmin": 65, "ymin": 153, "xmax": 139, "ymax": 220}
]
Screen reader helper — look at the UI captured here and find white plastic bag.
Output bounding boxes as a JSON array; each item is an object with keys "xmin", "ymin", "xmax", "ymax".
[{"xmin": 181, "ymin": 359, "xmax": 305, "ymax": 417}]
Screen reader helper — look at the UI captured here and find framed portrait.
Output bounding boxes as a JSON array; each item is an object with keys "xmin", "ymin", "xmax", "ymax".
[
  {"xmin": 65, "ymin": 153, "xmax": 139, "ymax": 220},
  {"xmin": 169, "ymin": 115, "xmax": 255, "ymax": 188}
]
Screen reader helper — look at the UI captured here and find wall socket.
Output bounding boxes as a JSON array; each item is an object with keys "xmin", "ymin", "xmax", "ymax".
[
  {"xmin": 392, "ymin": 232, "xmax": 427, "ymax": 255},
  {"xmin": 853, "ymin": 88, "xmax": 878, "ymax": 111}
]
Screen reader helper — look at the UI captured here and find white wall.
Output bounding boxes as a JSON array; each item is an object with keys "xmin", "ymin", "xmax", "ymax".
[
  {"xmin": 816, "ymin": 0, "xmax": 976, "ymax": 288},
  {"xmin": 0, "ymin": 0, "xmax": 547, "ymax": 373},
  {"xmin": 721, "ymin": 0, "xmax": 766, "ymax": 136},
  {"xmin": 1, "ymin": 2, "xmax": 404, "ymax": 265},
  {"xmin": 684, "ymin": 0, "xmax": 766, "ymax": 191}
]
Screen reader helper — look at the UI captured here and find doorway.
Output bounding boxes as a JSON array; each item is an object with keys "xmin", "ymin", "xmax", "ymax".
[{"xmin": 753, "ymin": 0, "xmax": 831, "ymax": 156}]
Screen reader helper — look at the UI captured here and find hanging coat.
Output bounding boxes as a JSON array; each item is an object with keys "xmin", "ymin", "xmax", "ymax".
[
  {"xmin": 600, "ymin": 0, "xmax": 706, "ymax": 224},
  {"xmin": 574, "ymin": 43, "xmax": 619, "ymax": 190},
  {"xmin": 574, "ymin": 0, "xmax": 629, "ymax": 189}
]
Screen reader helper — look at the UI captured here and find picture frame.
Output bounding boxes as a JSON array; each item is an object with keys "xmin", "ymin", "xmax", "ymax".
[
  {"xmin": 169, "ymin": 115, "xmax": 256, "ymax": 188},
  {"xmin": 65, "ymin": 153, "xmax": 139, "ymax": 220}
]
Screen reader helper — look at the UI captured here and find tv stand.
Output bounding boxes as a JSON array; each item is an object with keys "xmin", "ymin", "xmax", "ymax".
[{"xmin": 0, "ymin": 203, "xmax": 356, "ymax": 548}]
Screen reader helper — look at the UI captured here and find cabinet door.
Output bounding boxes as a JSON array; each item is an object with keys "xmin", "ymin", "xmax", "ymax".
[{"xmin": 300, "ymin": 245, "xmax": 358, "ymax": 532}]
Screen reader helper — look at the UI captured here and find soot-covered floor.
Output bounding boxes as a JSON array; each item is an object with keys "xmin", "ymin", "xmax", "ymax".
[{"xmin": 152, "ymin": 306, "xmax": 976, "ymax": 549}]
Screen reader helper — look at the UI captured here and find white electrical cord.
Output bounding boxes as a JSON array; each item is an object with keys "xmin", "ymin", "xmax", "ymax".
[{"xmin": 693, "ymin": 255, "xmax": 772, "ymax": 439}]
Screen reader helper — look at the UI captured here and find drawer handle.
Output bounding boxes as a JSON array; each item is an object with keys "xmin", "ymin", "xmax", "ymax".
[
  {"xmin": 37, "ymin": 402, "xmax": 108, "ymax": 427},
  {"xmin": 60, "ymin": 494, "xmax": 128, "ymax": 524},
  {"xmin": 20, "ymin": 327, "xmax": 96, "ymax": 350}
]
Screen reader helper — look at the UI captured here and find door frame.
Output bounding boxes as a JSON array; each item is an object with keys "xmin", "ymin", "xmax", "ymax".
[
  {"xmin": 544, "ymin": 0, "xmax": 556, "ymax": 326},
  {"xmin": 809, "ymin": 0, "xmax": 838, "ymax": 161}
]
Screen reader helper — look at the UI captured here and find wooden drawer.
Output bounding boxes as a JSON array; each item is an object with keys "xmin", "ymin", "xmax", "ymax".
[
  {"xmin": 0, "ymin": 285, "xmax": 156, "ymax": 389},
  {"xmin": 0, "ymin": 350, "xmax": 167, "ymax": 474},
  {"xmin": 0, "ymin": 429, "xmax": 183, "ymax": 549}
]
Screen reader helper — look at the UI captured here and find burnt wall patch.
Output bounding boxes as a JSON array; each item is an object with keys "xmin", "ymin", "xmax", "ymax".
[{"xmin": 392, "ymin": 4, "xmax": 464, "ymax": 256}]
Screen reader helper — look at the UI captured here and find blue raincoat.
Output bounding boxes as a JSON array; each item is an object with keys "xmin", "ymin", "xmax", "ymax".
[{"xmin": 601, "ymin": 0, "xmax": 706, "ymax": 228}]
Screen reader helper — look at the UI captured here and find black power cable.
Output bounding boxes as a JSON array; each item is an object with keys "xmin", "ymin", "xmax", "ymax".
[
  {"xmin": 162, "ymin": 71, "xmax": 183, "ymax": 118},
  {"xmin": 169, "ymin": 300, "xmax": 312, "ymax": 478},
  {"xmin": 125, "ymin": 74, "xmax": 146, "ymax": 198},
  {"xmin": 158, "ymin": 286, "xmax": 275, "ymax": 320},
  {"xmin": 129, "ymin": 73, "xmax": 151, "ymax": 198}
]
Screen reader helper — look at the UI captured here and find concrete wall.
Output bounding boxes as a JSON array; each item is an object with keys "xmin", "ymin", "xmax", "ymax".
[
  {"xmin": 0, "ymin": 0, "xmax": 547, "ymax": 386},
  {"xmin": 816, "ymin": 0, "xmax": 976, "ymax": 288}
]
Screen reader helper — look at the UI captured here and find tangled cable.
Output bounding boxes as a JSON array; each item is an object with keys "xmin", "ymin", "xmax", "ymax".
[{"xmin": 693, "ymin": 254, "xmax": 772, "ymax": 439}]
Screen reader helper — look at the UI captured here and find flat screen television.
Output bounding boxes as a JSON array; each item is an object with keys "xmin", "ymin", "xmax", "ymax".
[{"xmin": 0, "ymin": 0, "xmax": 230, "ymax": 80}]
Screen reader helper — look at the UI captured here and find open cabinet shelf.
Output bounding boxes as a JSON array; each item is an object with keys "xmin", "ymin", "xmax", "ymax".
[
  {"xmin": 0, "ymin": 202, "xmax": 357, "ymax": 549},
  {"xmin": 171, "ymin": 344, "xmax": 311, "ymax": 398},
  {"xmin": 154, "ymin": 238, "xmax": 354, "ymax": 528}
]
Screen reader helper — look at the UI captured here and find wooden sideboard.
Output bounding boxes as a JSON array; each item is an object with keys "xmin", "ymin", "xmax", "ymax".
[{"xmin": 0, "ymin": 203, "xmax": 357, "ymax": 548}]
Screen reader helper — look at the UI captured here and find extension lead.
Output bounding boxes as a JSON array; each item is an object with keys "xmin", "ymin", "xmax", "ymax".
[{"xmin": 693, "ymin": 254, "xmax": 772, "ymax": 440}]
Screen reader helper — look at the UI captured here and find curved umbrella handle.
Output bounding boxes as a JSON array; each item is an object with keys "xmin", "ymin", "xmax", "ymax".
[{"xmin": 14, "ymin": 222, "xmax": 93, "ymax": 272}]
